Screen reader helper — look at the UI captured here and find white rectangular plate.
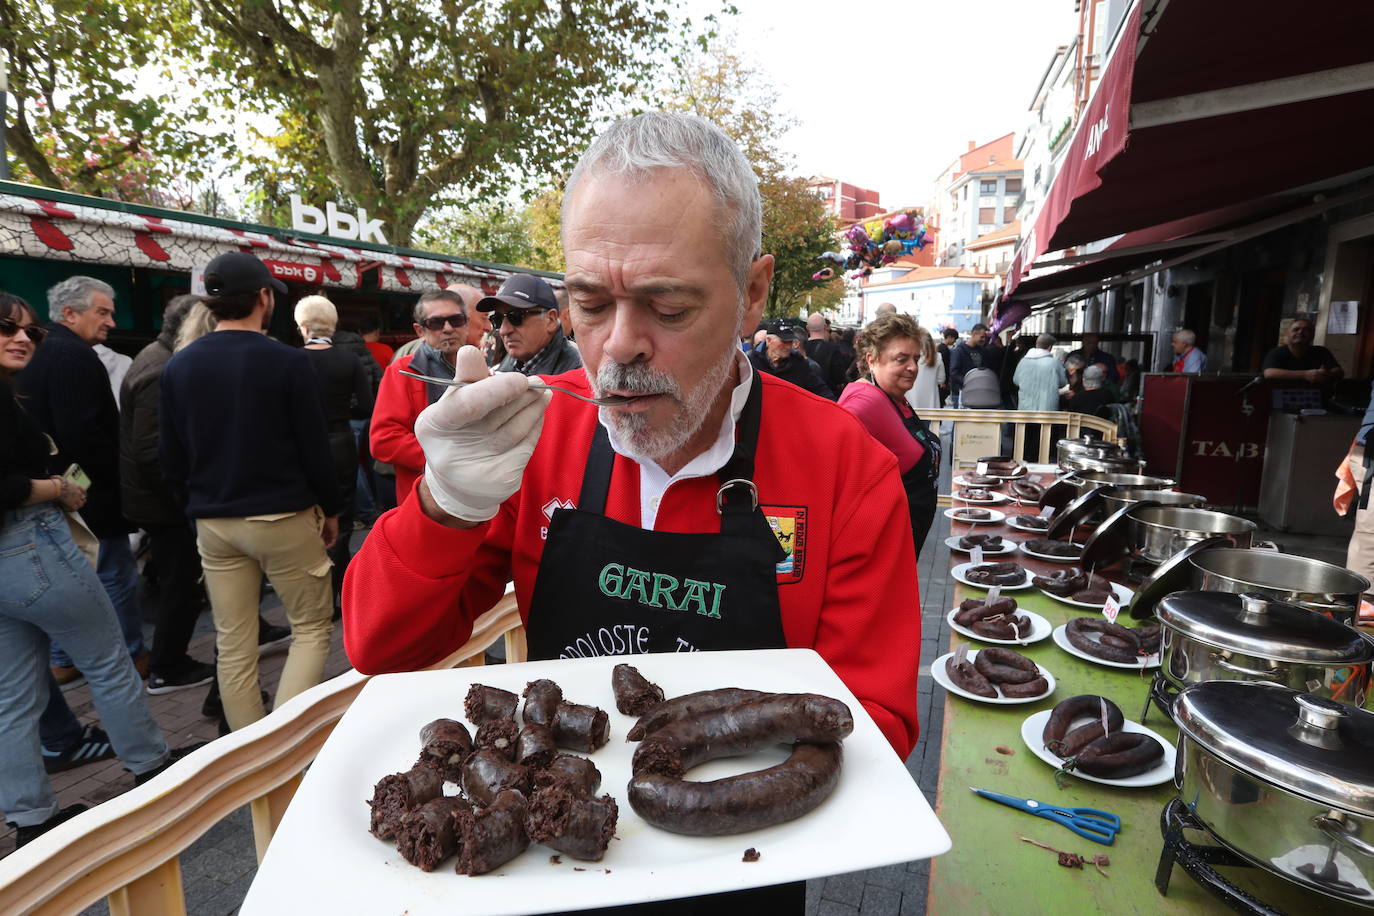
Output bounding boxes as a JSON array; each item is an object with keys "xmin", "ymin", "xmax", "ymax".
[{"xmin": 242, "ymin": 649, "xmax": 949, "ymax": 915}]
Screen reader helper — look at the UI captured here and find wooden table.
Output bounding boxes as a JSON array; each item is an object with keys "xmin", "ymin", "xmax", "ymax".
[{"xmin": 926, "ymin": 475, "xmax": 1370, "ymax": 916}]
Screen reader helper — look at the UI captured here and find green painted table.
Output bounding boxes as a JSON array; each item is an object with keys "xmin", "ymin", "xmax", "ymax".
[{"xmin": 927, "ymin": 495, "xmax": 1371, "ymax": 915}]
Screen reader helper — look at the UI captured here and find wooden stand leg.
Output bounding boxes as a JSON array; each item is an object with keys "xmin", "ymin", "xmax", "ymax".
[
  {"xmin": 504, "ymin": 627, "xmax": 528, "ymax": 664},
  {"xmin": 250, "ymin": 774, "xmax": 302, "ymax": 863},
  {"xmin": 107, "ymin": 858, "xmax": 186, "ymax": 916}
]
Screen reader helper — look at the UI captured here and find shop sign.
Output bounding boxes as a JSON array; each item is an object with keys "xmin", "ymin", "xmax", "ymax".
[
  {"xmin": 263, "ymin": 260, "xmax": 322, "ymax": 284},
  {"xmin": 290, "ymin": 194, "xmax": 388, "ymax": 245}
]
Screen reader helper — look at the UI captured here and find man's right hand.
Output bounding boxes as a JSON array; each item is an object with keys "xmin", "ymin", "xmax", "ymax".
[{"xmin": 414, "ymin": 346, "xmax": 550, "ymax": 524}]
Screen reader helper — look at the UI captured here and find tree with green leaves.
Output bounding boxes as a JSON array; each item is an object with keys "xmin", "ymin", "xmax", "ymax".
[
  {"xmin": 177, "ymin": 0, "xmax": 683, "ymax": 246},
  {"xmin": 656, "ymin": 35, "xmax": 842, "ymax": 317},
  {"xmin": 415, "ymin": 200, "xmax": 533, "ymax": 268},
  {"xmin": 0, "ymin": 0, "xmax": 220, "ymax": 201}
]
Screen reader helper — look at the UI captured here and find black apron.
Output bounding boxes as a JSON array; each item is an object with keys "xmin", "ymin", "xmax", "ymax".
[
  {"xmin": 526, "ymin": 377, "xmax": 788, "ymax": 660},
  {"xmin": 884, "ymin": 384, "xmax": 941, "ymax": 553},
  {"xmin": 530, "ymin": 379, "xmax": 802, "ymax": 914}
]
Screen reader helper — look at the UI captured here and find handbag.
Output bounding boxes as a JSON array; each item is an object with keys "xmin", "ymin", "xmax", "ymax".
[{"xmin": 64, "ymin": 510, "xmax": 100, "ymax": 569}]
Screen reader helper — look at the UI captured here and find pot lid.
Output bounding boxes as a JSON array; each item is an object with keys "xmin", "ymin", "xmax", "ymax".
[
  {"xmin": 1079, "ymin": 498, "xmax": 1160, "ymax": 569},
  {"xmin": 1128, "ymin": 536, "xmax": 1230, "ymax": 620},
  {"xmin": 1046, "ymin": 485, "xmax": 1107, "ymax": 540},
  {"xmin": 1173, "ymin": 681, "xmax": 1374, "ymax": 817},
  {"xmin": 1039, "ymin": 477, "xmax": 1081, "ymax": 511},
  {"xmin": 1156, "ymin": 591, "xmax": 1374, "ymax": 663}
]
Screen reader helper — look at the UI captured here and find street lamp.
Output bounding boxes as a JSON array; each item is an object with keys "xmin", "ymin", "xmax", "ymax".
[{"xmin": 0, "ymin": 56, "xmax": 8, "ymax": 181}]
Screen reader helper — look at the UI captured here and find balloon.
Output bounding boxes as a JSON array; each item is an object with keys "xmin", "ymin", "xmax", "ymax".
[
  {"xmin": 883, "ymin": 239, "xmax": 903, "ymax": 256},
  {"xmin": 812, "ymin": 267, "xmax": 836, "ymax": 281},
  {"xmin": 865, "ymin": 220, "xmax": 885, "ymax": 242},
  {"xmin": 817, "ymin": 251, "xmax": 846, "ymax": 265}
]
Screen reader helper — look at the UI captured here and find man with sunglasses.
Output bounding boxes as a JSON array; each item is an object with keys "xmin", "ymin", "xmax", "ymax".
[
  {"xmin": 480, "ymin": 273, "xmax": 582, "ymax": 378},
  {"xmin": 371, "ymin": 287, "xmax": 483, "ymax": 500}
]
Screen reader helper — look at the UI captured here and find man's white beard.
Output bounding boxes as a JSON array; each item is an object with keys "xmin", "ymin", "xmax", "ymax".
[{"xmin": 588, "ymin": 339, "xmax": 738, "ymax": 463}]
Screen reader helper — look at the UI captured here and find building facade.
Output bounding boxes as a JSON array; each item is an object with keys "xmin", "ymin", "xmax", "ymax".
[
  {"xmin": 929, "ymin": 135, "xmax": 1024, "ymax": 269},
  {"xmin": 807, "ymin": 176, "xmax": 883, "ymax": 222}
]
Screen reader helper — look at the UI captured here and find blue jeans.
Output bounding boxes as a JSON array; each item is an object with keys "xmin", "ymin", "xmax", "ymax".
[
  {"xmin": 50, "ymin": 535, "xmax": 145, "ymax": 667},
  {"xmin": 0, "ymin": 503, "xmax": 167, "ymax": 826},
  {"xmin": 351, "ymin": 419, "xmax": 375, "ymax": 520}
]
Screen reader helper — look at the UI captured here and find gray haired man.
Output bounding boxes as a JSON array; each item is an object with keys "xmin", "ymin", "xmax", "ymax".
[{"xmin": 17, "ymin": 276, "xmax": 146, "ymax": 682}]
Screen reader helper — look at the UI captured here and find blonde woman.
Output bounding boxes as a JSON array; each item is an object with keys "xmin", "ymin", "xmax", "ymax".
[{"xmin": 905, "ymin": 325, "xmax": 946, "ymax": 411}]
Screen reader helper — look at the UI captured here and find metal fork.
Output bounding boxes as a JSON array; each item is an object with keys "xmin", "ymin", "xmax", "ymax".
[{"xmin": 399, "ymin": 368, "xmax": 637, "ymax": 407}]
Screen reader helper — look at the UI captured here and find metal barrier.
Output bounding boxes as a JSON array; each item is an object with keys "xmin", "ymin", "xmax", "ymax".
[{"xmin": 0, "ymin": 591, "xmax": 526, "ymax": 916}]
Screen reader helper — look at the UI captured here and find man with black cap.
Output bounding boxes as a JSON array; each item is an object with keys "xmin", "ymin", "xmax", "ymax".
[
  {"xmin": 748, "ymin": 320, "xmax": 834, "ymax": 399},
  {"xmin": 159, "ymin": 251, "xmax": 342, "ymax": 732},
  {"xmin": 479, "ymin": 273, "xmax": 582, "ymax": 377}
]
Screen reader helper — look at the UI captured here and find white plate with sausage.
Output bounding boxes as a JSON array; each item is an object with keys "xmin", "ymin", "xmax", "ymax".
[
  {"xmin": 951, "ymin": 561, "xmax": 1033, "ymax": 591},
  {"xmin": 1051, "ymin": 624, "xmax": 1161, "ymax": 669},
  {"xmin": 242, "ymin": 649, "xmax": 951, "ymax": 915},
  {"xmin": 943, "ymin": 507, "xmax": 1006, "ymax": 525},
  {"xmin": 929, "ymin": 650, "xmax": 1055, "ymax": 704},
  {"xmin": 1019, "ymin": 709, "xmax": 1175, "ymax": 788},
  {"xmin": 945, "ymin": 608, "xmax": 1052, "ymax": 646}
]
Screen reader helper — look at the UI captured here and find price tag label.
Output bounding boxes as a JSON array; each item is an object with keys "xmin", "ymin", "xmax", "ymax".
[
  {"xmin": 1102, "ymin": 594, "xmax": 1121, "ymax": 624},
  {"xmin": 954, "ymin": 642, "xmax": 971, "ymax": 665},
  {"xmin": 976, "ymin": 461, "xmax": 989, "ymax": 476},
  {"xmin": 971, "ymin": 546, "xmax": 984, "ymax": 567},
  {"xmin": 986, "ymin": 585, "xmax": 1002, "ymax": 603},
  {"xmin": 1100, "ymin": 697, "xmax": 1111, "ymax": 735},
  {"xmin": 1306, "ymin": 678, "xmax": 1323, "ymax": 693},
  {"xmin": 1039, "ymin": 505, "xmax": 1055, "ymax": 518}
]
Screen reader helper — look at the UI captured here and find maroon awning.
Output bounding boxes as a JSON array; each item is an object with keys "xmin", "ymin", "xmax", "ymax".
[{"xmin": 1006, "ymin": 0, "xmax": 1374, "ymax": 295}]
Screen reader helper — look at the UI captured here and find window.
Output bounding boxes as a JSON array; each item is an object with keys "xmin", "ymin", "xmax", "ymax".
[
  {"xmin": 980, "ymin": 180, "xmax": 997, "ymax": 194},
  {"xmin": 1003, "ymin": 207, "xmax": 1017, "ymax": 223},
  {"xmin": 1005, "ymin": 178, "xmax": 1022, "ymax": 192},
  {"xmin": 978, "ymin": 207, "xmax": 996, "ymax": 224}
]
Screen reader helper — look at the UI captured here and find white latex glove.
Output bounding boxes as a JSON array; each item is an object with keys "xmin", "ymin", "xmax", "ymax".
[{"xmin": 415, "ymin": 346, "xmax": 550, "ymax": 522}]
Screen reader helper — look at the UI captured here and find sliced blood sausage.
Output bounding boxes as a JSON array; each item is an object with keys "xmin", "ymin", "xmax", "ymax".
[
  {"xmin": 1074, "ymin": 732, "xmax": 1164, "ymax": 778},
  {"xmin": 368, "ymin": 766, "xmax": 444, "ymax": 840},
  {"xmin": 973, "ymin": 647, "xmax": 1040, "ymax": 684},
  {"xmin": 611, "ymin": 663, "xmax": 665, "ymax": 717},
  {"xmin": 461, "ymin": 748, "xmax": 530, "ymax": 807},
  {"xmin": 515, "ymin": 723, "xmax": 558, "ymax": 769},
  {"xmin": 534, "ymin": 753, "xmax": 601, "ymax": 797},
  {"xmin": 455, "ymin": 789, "xmax": 529, "ymax": 875},
  {"xmin": 396, "ymin": 795, "xmax": 470, "ymax": 872},
  {"xmin": 553, "ymin": 702, "xmax": 610, "ymax": 752},
  {"xmin": 626, "ymin": 688, "xmax": 768, "ymax": 741},
  {"xmin": 475, "ymin": 717, "xmax": 519, "ymax": 761},
  {"xmin": 628, "ymin": 742, "xmax": 843, "ymax": 836},
  {"xmin": 522, "ymin": 679, "xmax": 563, "ymax": 727},
  {"xmin": 526, "ymin": 785, "xmax": 619, "ymax": 861},
  {"xmin": 465, "ymin": 684, "xmax": 519, "ymax": 724},
  {"xmin": 416, "ymin": 718, "xmax": 473, "ymax": 781}
]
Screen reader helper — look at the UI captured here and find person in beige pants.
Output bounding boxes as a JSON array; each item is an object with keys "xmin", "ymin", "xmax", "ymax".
[
  {"xmin": 197, "ymin": 508, "xmax": 334, "ymax": 729},
  {"xmin": 159, "ymin": 253, "xmax": 341, "ymax": 731}
]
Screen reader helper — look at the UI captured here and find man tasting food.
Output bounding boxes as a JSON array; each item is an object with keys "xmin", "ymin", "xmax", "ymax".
[{"xmin": 344, "ymin": 112, "xmax": 919, "ymax": 757}]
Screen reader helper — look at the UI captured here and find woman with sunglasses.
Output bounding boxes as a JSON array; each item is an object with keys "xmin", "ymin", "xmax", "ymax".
[{"xmin": 0, "ymin": 292, "xmax": 172, "ymax": 847}]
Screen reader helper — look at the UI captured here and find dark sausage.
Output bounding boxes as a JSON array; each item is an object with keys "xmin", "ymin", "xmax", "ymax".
[
  {"xmin": 534, "ymin": 753, "xmax": 601, "ymax": 797},
  {"xmin": 455, "ymin": 789, "xmax": 529, "ymax": 875},
  {"xmin": 954, "ymin": 596, "xmax": 1018, "ymax": 627},
  {"xmin": 465, "ymin": 684, "xmax": 519, "ymax": 724},
  {"xmin": 626, "ymin": 688, "xmax": 768, "ymax": 742},
  {"xmin": 474, "ymin": 717, "xmax": 519, "ymax": 761},
  {"xmin": 396, "ymin": 795, "xmax": 470, "ymax": 872},
  {"xmin": 629, "ymin": 743, "xmax": 843, "ymax": 836},
  {"xmin": 970, "ymin": 613, "xmax": 1032, "ymax": 640},
  {"xmin": 1074, "ymin": 732, "xmax": 1164, "ymax": 778},
  {"xmin": 522, "ymin": 679, "xmax": 563, "ymax": 728},
  {"xmin": 515, "ymin": 723, "xmax": 558, "ymax": 769},
  {"xmin": 1000, "ymin": 676, "xmax": 1050, "ymax": 699},
  {"xmin": 1065, "ymin": 618, "xmax": 1141, "ymax": 664},
  {"xmin": 417, "ymin": 718, "xmax": 473, "ymax": 781},
  {"xmin": 553, "ymin": 702, "xmax": 610, "ymax": 752},
  {"xmin": 461, "ymin": 748, "xmax": 531, "ymax": 807},
  {"xmin": 1042, "ymin": 695, "xmax": 1125, "ymax": 758},
  {"xmin": 973, "ymin": 648, "xmax": 1040, "ymax": 684},
  {"xmin": 945, "ymin": 656, "xmax": 997, "ymax": 698},
  {"xmin": 612, "ymin": 663, "xmax": 665, "ymax": 717},
  {"xmin": 368, "ymin": 766, "xmax": 444, "ymax": 840},
  {"xmin": 631, "ymin": 693, "xmax": 854, "ymax": 776},
  {"xmin": 526, "ymin": 785, "xmax": 619, "ymax": 860},
  {"xmin": 1133, "ymin": 624, "xmax": 1162, "ymax": 655}
]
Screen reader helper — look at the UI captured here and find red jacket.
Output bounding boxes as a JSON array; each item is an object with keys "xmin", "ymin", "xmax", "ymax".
[
  {"xmin": 369, "ymin": 354, "xmax": 428, "ymax": 496},
  {"xmin": 344, "ymin": 370, "xmax": 922, "ymax": 756}
]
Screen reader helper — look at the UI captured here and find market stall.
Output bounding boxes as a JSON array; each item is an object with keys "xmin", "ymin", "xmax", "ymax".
[{"xmin": 926, "ymin": 461, "xmax": 1374, "ymax": 915}]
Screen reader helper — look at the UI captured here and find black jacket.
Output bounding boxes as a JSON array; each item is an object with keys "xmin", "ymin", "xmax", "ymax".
[
  {"xmin": 748, "ymin": 348, "xmax": 835, "ymax": 400},
  {"xmin": 15, "ymin": 323, "xmax": 132, "ymax": 538},
  {"xmin": 119, "ymin": 329, "xmax": 180, "ymax": 527},
  {"xmin": 334, "ymin": 329, "xmax": 383, "ymax": 395},
  {"xmin": 804, "ymin": 337, "xmax": 850, "ymax": 396},
  {"xmin": 0, "ymin": 378, "xmax": 55, "ymax": 529}
]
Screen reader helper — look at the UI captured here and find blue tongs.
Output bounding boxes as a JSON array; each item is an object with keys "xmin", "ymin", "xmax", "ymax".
[{"xmin": 970, "ymin": 787, "xmax": 1121, "ymax": 845}]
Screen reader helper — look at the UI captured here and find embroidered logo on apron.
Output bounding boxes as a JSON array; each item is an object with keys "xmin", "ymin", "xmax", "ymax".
[{"xmin": 762, "ymin": 505, "xmax": 808, "ymax": 585}]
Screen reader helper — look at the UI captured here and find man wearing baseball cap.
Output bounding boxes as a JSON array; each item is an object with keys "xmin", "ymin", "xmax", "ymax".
[
  {"xmin": 748, "ymin": 320, "xmax": 834, "ymax": 399},
  {"xmin": 477, "ymin": 274, "xmax": 582, "ymax": 377},
  {"xmin": 159, "ymin": 251, "xmax": 342, "ymax": 732}
]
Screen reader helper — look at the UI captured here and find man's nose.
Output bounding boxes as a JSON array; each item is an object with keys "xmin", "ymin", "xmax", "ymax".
[{"xmin": 600, "ymin": 305, "xmax": 650, "ymax": 366}]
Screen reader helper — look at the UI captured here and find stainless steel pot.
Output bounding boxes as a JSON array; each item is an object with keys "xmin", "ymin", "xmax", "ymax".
[
  {"xmin": 1156, "ymin": 591, "xmax": 1373, "ymax": 707},
  {"xmin": 1060, "ymin": 452, "xmax": 1146, "ymax": 474},
  {"xmin": 1127, "ymin": 506, "xmax": 1257, "ymax": 563},
  {"xmin": 1070, "ymin": 470, "xmax": 1177, "ymax": 490},
  {"xmin": 1173, "ymin": 682, "xmax": 1374, "ymax": 906},
  {"xmin": 1100, "ymin": 487, "xmax": 1206, "ymax": 516},
  {"xmin": 1055, "ymin": 434, "xmax": 1122, "ymax": 464},
  {"xmin": 1189, "ymin": 547, "xmax": 1371, "ymax": 627}
]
